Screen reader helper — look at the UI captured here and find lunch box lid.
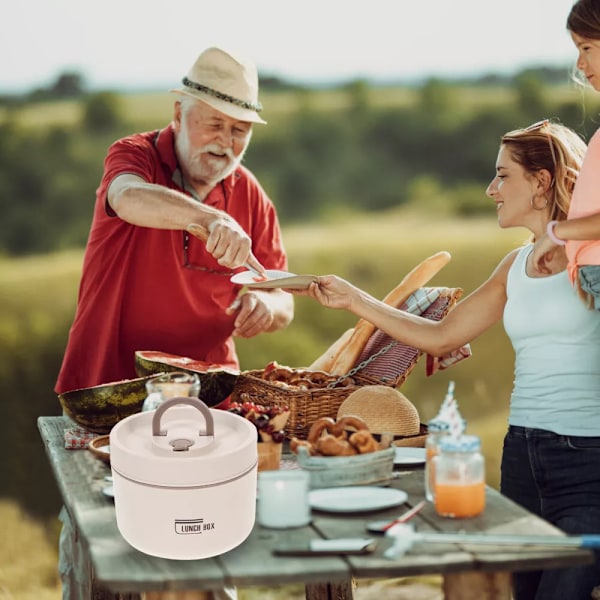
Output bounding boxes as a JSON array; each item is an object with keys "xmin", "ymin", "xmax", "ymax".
[{"xmin": 110, "ymin": 397, "xmax": 257, "ymax": 487}]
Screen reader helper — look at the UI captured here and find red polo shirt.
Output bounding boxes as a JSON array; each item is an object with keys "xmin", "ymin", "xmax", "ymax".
[{"xmin": 55, "ymin": 124, "xmax": 287, "ymax": 393}]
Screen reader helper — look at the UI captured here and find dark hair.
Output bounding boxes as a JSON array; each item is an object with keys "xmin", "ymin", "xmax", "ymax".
[{"xmin": 567, "ymin": 0, "xmax": 600, "ymax": 39}]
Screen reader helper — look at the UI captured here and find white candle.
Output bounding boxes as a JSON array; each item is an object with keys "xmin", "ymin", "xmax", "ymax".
[{"xmin": 257, "ymin": 470, "xmax": 311, "ymax": 528}]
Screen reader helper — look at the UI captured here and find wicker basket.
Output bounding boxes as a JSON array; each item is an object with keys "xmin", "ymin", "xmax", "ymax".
[
  {"xmin": 232, "ymin": 288, "xmax": 464, "ymax": 441},
  {"xmin": 230, "ymin": 370, "xmax": 386, "ymax": 440}
]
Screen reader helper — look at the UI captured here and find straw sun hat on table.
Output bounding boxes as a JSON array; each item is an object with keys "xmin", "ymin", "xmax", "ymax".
[{"xmin": 337, "ymin": 385, "xmax": 428, "ymax": 447}]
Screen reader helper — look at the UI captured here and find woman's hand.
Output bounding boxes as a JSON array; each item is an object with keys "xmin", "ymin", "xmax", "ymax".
[{"xmin": 290, "ymin": 275, "xmax": 357, "ymax": 310}]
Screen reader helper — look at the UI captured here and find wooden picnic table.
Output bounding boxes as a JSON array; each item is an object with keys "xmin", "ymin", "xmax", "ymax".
[{"xmin": 38, "ymin": 415, "xmax": 593, "ymax": 600}]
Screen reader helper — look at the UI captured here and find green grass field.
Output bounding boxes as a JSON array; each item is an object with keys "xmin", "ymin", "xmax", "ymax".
[{"xmin": 0, "ymin": 211, "xmax": 524, "ymax": 599}]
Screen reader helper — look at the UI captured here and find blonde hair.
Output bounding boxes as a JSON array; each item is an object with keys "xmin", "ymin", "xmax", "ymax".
[
  {"xmin": 500, "ymin": 121, "xmax": 586, "ymax": 223},
  {"xmin": 503, "ymin": 120, "xmax": 594, "ymax": 307}
]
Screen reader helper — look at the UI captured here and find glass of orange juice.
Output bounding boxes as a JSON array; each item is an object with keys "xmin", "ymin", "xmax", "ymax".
[{"xmin": 434, "ymin": 434, "xmax": 485, "ymax": 518}]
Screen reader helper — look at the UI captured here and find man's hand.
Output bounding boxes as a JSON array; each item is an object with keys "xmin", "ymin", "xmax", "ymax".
[
  {"xmin": 226, "ymin": 292, "xmax": 275, "ymax": 338},
  {"xmin": 187, "ymin": 219, "xmax": 265, "ymax": 272}
]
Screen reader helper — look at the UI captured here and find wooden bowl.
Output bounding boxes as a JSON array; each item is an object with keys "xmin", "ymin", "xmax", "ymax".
[{"xmin": 88, "ymin": 435, "xmax": 111, "ymax": 464}]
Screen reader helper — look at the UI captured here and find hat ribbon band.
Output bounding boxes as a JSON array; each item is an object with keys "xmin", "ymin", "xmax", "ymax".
[{"xmin": 182, "ymin": 77, "xmax": 263, "ymax": 113}]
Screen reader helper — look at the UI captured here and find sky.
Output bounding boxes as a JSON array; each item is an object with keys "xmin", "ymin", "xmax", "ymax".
[{"xmin": 3, "ymin": 0, "xmax": 579, "ymax": 93}]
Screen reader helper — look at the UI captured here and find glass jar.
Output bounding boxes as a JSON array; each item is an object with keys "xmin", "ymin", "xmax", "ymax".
[
  {"xmin": 433, "ymin": 434, "xmax": 485, "ymax": 518},
  {"xmin": 424, "ymin": 418, "xmax": 450, "ymax": 502},
  {"xmin": 142, "ymin": 371, "xmax": 201, "ymax": 412}
]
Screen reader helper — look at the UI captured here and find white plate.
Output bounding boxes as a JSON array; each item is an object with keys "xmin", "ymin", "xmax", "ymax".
[
  {"xmin": 230, "ymin": 269, "xmax": 317, "ymax": 290},
  {"xmin": 393, "ymin": 447, "xmax": 427, "ymax": 466},
  {"xmin": 102, "ymin": 485, "xmax": 114, "ymax": 499},
  {"xmin": 308, "ymin": 486, "xmax": 408, "ymax": 513}
]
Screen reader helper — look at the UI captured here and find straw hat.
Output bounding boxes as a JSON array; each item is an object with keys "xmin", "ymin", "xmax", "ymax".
[
  {"xmin": 170, "ymin": 46, "xmax": 266, "ymax": 124},
  {"xmin": 337, "ymin": 385, "xmax": 428, "ymax": 447}
]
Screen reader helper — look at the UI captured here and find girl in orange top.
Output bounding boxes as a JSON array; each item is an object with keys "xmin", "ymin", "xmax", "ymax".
[{"xmin": 531, "ymin": 0, "xmax": 600, "ymax": 310}]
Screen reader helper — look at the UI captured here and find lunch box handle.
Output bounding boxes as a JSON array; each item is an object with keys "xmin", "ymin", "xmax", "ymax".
[{"xmin": 151, "ymin": 397, "xmax": 215, "ymax": 438}]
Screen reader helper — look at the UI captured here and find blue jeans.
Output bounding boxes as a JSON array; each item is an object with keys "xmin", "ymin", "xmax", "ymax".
[
  {"xmin": 579, "ymin": 265, "xmax": 600, "ymax": 312},
  {"xmin": 500, "ymin": 426, "xmax": 600, "ymax": 600}
]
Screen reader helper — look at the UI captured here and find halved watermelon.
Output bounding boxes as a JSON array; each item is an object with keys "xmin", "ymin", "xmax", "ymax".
[
  {"xmin": 134, "ymin": 351, "xmax": 240, "ymax": 408},
  {"xmin": 58, "ymin": 374, "xmax": 164, "ymax": 434}
]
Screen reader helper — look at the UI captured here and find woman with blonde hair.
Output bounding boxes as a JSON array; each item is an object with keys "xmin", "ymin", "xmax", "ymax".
[{"xmin": 293, "ymin": 120, "xmax": 600, "ymax": 600}]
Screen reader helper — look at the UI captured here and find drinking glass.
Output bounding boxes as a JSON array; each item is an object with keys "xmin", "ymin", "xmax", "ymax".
[{"xmin": 143, "ymin": 371, "xmax": 201, "ymax": 412}]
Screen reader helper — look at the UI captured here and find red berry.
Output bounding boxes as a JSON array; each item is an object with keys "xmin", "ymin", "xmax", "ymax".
[{"xmin": 271, "ymin": 431, "xmax": 285, "ymax": 443}]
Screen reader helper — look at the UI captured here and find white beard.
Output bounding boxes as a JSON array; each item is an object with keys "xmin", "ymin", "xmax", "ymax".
[{"xmin": 175, "ymin": 122, "xmax": 247, "ymax": 189}]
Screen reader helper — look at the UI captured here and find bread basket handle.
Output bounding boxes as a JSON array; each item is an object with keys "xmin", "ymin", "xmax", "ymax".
[{"xmin": 152, "ymin": 397, "xmax": 215, "ymax": 438}]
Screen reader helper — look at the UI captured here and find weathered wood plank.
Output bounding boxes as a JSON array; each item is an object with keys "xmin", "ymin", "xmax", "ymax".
[{"xmin": 217, "ymin": 524, "xmax": 351, "ymax": 586}]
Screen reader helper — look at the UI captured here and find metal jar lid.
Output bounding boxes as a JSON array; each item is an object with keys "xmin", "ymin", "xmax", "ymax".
[
  {"xmin": 438, "ymin": 434, "xmax": 481, "ymax": 453},
  {"xmin": 427, "ymin": 418, "xmax": 451, "ymax": 432},
  {"xmin": 110, "ymin": 397, "xmax": 257, "ymax": 487}
]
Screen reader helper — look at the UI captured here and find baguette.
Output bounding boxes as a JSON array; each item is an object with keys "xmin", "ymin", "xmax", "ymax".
[
  {"xmin": 308, "ymin": 327, "xmax": 355, "ymax": 371},
  {"xmin": 328, "ymin": 251, "xmax": 451, "ymax": 375}
]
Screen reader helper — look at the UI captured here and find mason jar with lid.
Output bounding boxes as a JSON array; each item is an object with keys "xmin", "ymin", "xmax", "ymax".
[
  {"xmin": 433, "ymin": 434, "xmax": 485, "ymax": 518},
  {"xmin": 424, "ymin": 418, "xmax": 450, "ymax": 502}
]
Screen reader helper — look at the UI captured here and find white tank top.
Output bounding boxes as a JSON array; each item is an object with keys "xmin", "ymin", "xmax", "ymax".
[{"xmin": 503, "ymin": 244, "xmax": 600, "ymax": 435}]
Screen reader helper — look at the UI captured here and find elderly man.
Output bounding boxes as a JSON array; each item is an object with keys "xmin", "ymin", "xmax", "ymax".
[
  {"xmin": 55, "ymin": 47, "xmax": 294, "ymax": 600},
  {"xmin": 55, "ymin": 46, "xmax": 294, "ymax": 395}
]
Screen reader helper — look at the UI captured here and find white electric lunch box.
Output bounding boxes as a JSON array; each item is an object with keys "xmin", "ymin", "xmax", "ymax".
[{"xmin": 109, "ymin": 397, "xmax": 258, "ymax": 559}]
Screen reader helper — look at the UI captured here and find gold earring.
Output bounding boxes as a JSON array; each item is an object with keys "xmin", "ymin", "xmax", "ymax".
[{"xmin": 531, "ymin": 194, "xmax": 548, "ymax": 211}]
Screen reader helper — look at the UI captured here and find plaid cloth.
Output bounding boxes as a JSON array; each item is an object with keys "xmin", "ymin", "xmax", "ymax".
[
  {"xmin": 426, "ymin": 344, "xmax": 472, "ymax": 376},
  {"xmin": 64, "ymin": 426, "xmax": 100, "ymax": 449},
  {"xmin": 355, "ymin": 287, "xmax": 471, "ymax": 382}
]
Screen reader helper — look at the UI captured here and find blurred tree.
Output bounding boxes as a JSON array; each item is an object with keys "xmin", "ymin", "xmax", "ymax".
[
  {"xmin": 51, "ymin": 72, "xmax": 85, "ymax": 97},
  {"xmin": 417, "ymin": 78, "xmax": 457, "ymax": 123},
  {"xmin": 404, "ymin": 176, "xmax": 452, "ymax": 215},
  {"xmin": 452, "ymin": 182, "xmax": 492, "ymax": 216},
  {"xmin": 27, "ymin": 70, "xmax": 86, "ymax": 102},
  {"xmin": 343, "ymin": 79, "xmax": 370, "ymax": 117},
  {"xmin": 82, "ymin": 91, "xmax": 124, "ymax": 132},
  {"xmin": 513, "ymin": 71, "xmax": 549, "ymax": 121}
]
